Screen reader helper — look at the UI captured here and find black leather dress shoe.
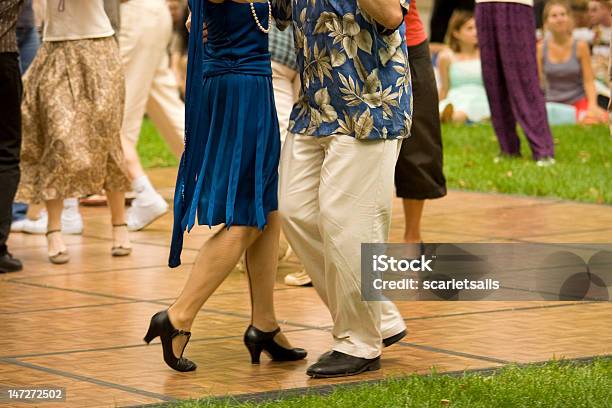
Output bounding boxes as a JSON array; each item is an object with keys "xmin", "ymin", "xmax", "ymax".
[
  {"xmin": 317, "ymin": 329, "xmax": 407, "ymax": 362},
  {"xmin": 383, "ymin": 329, "xmax": 406, "ymax": 347},
  {"xmin": 0, "ymin": 253, "xmax": 22, "ymax": 273},
  {"xmin": 307, "ymin": 351, "xmax": 380, "ymax": 378}
]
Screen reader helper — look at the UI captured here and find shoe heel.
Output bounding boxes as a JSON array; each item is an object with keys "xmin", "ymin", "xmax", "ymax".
[
  {"xmin": 143, "ymin": 318, "xmax": 160, "ymax": 344},
  {"xmin": 245, "ymin": 343, "xmax": 264, "ymax": 364}
]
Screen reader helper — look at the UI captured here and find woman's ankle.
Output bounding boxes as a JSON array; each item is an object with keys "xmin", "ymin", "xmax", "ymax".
[
  {"xmin": 167, "ymin": 306, "xmax": 193, "ymax": 330},
  {"xmin": 251, "ymin": 316, "xmax": 278, "ymax": 333}
]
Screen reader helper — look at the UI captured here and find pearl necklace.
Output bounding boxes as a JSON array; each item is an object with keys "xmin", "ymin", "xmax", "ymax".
[{"xmin": 249, "ymin": 1, "xmax": 272, "ymax": 34}]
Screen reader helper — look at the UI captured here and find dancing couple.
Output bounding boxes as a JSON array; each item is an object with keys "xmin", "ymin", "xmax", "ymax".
[{"xmin": 144, "ymin": 0, "xmax": 412, "ymax": 379}]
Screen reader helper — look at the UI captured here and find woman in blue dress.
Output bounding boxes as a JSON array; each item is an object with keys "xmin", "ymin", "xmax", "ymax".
[{"xmin": 143, "ymin": 0, "xmax": 306, "ymax": 372}]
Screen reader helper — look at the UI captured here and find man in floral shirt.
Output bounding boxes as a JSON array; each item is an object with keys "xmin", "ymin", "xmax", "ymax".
[{"xmin": 274, "ymin": 0, "xmax": 411, "ymax": 378}]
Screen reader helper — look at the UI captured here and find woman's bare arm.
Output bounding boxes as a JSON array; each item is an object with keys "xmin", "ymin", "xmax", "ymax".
[{"xmin": 437, "ymin": 50, "xmax": 452, "ymax": 101}]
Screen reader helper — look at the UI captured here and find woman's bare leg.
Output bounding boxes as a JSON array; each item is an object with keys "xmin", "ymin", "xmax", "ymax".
[
  {"xmin": 167, "ymin": 225, "xmax": 261, "ymax": 356},
  {"xmin": 106, "ymin": 191, "xmax": 131, "ymax": 249},
  {"xmin": 45, "ymin": 199, "xmax": 65, "ymax": 256},
  {"xmin": 402, "ymin": 199, "xmax": 424, "ymax": 243},
  {"xmin": 243, "ymin": 211, "xmax": 292, "ymax": 347}
]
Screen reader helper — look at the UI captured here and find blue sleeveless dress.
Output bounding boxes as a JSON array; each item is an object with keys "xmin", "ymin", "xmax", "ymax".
[{"xmin": 169, "ymin": 0, "xmax": 281, "ymax": 267}]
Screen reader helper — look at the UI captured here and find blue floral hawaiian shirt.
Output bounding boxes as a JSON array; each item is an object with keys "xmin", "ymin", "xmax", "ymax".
[{"xmin": 272, "ymin": 0, "xmax": 412, "ymax": 140}]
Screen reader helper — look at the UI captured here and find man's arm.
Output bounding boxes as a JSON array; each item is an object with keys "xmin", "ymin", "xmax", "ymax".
[{"xmin": 358, "ymin": 0, "xmax": 408, "ymax": 30}]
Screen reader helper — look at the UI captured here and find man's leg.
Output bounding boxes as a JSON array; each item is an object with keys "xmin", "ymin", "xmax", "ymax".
[
  {"xmin": 0, "ymin": 53, "xmax": 23, "ymax": 273},
  {"xmin": 120, "ymin": 0, "xmax": 173, "ymax": 230},
  {"xmin": 271, "ymin": 62, "xmax": 311, "ymax": 284},
  {"xmin": 476, "ymin": 3, "xmax": 522, "ymax": 157},
  {"xmin": 318, "ymin": 135, "xmax": 405, "ymax": 360},
  {"xmin": 146, "ymin": 48, "xmax": 185, "ymax": 158},
  {"xmin": 278, "ymin": 132, "xmax": 328, "ymax": 301}
]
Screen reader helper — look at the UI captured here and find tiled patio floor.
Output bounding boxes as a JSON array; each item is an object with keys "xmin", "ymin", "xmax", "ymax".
[{"xmin": 2, "ymin": 168, "xmax": 611, "ymax": 407}]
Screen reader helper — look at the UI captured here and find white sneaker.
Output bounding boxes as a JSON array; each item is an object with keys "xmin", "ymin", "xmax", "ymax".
[
  {"xmin": 536, "ymin": 157, "xmax": 556, "ymax": 167},
  {"xmin": 21, "ymin": 208, "xmax": 84, "ymax": 235},
  {"xmin": 126, "ymin": 193, "xmax": 169, "ymax": 231},
  {"xmin": 284, "ymin": 270, "xmax": 312, "ymax": 286},
  {"xmin": 22, "ymin": 211, "xmax": 48, "ymax": 235},
  {"xmin": 61, "ymin": 201, "xmax": 83, "ymax": 235},
  {"xmin": 10, "ymin": 218, "xmax": 27, "ymax": 232}
]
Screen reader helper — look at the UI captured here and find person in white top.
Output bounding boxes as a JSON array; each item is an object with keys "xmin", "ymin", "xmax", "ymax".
[
  {"xmin": 475, "ymin": 0, "xmax": 556, "ymax": 167},
  {"xmin": 16, "ymin": 0, "xmax": 132, "ymax": 264}
]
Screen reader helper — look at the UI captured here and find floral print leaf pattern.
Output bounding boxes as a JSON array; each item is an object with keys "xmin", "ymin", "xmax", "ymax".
[
  {"xmin": 275, "ymin": 0, "xmax": 412, "ymax": 140},
  {"xmin": 314, "ymin": 88, "xmax": 339, "ymax": 123},
  {"xmin": 354, "ymin": 108, "xmax": 374, "ymax": 139}
]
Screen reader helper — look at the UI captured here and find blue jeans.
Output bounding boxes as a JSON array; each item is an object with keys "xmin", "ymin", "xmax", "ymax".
[
  {"xmin": 17, "ymin": 26, "xmax": 40, "ymax": 74},
  {"xmin": 12, "ymin": 27, "xmax": 41, "ymax": 222}
]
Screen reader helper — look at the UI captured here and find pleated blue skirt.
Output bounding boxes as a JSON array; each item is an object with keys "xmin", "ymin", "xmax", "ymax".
[{"xmin": 168, "ymin": 73, "xmax": 281, "ymax": 267}]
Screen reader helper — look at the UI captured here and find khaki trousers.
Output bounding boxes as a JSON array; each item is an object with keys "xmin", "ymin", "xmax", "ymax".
[
  {"xmin": 119, "ymin": 0, "xmax": 184, "ymax": 157},
  {"xmin": 271, "ymin": 61, "xmax": 300, "ymax": 144},
  {"xmin": 279, "ymin": 132, "xmax": 406, "ymax": 359}
]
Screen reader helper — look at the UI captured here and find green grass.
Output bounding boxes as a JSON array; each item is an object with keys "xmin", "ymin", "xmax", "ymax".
[
  {"xmin": 137, "ymin": 119, "xmax": 612, "ymax": 204},
  {"xmin": 160, "ymin": 359, "xmax": 612, "ymax": 408},
  {"xmin": 136, "ymin": 119, "xmax": 179, "ymax": 169},
  {"xmin": 442, "ymin": 124, "xmax": 611, "ymax": 204}
]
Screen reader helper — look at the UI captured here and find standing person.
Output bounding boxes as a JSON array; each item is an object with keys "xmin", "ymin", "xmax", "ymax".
[
  {"xmin": 276, "ymin": 0, "xmax": 410, "ymax": 378},
  {"xmin": 16, "ymin": 0, "xmax": 132, "ymax": 264},
  {"xmin": 0, "ymin": 0, "xmax": 24, "ymax": 274},
  {"xmin": 395, "ymin": 0, "xmax": 447, "ymax": 248},
  {"xmin": 119, "ymin": 0, "xmax": 186, "ymax": 231},
  {"xmin": 267, "ymin": 21, "xmax": 310, "ymax": 287},
  {"xmin": 144, "ymin": 0, "xmax": 306, "ymax": 373},
  {"xmin": 475, "ymin": 0, "xmax": 556, "ymax": 166},
  {"xmin": 10, "ymin": 1, "xmax": 84, "ymax": 237},
  {"xmin": 10, "ymin": 0, "xmax": 38, "ymax": 229}
]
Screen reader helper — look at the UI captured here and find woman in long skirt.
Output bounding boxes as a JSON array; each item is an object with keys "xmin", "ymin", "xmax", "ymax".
[{"xmin": 17, "ymin": 0, "xmax": 132, "ymax": 264}]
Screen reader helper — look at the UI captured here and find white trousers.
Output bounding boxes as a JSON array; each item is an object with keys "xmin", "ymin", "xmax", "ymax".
[
  {"xmin": 279, "ymin": 132, "xmax": 406, "ymax": 359},
  {"xmin": 271, "ymin": 61, "xmax": 300, "ymax": 144},
  {"xmin": 119, "ymin": 0, "xmax": 184, "ymax": 157}
]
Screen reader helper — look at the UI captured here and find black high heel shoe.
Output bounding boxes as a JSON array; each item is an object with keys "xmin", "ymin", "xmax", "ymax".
[
  {"xmin": 243, "ymin": 325, "xmax": 307, "ymax": 364},
  {"xmin": 144, "ymin": 310, "xmax": 197, "ymax": 372}
]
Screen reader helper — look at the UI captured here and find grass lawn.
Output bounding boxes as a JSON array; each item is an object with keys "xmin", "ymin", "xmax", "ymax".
[
  {"xmin": 158, "ymin": 358, "xmax": 611, "ymax": 408},
  {"xmin": 137, "ymin": 120, "xmax": 611, "ymax": 204},
  {"xmin": 442, "ymin": 124, "xmax": 611, "ymax": 205},
  {"xmin": 137, "ymin": 119, "xmax": 180, "ymax": 169}
]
